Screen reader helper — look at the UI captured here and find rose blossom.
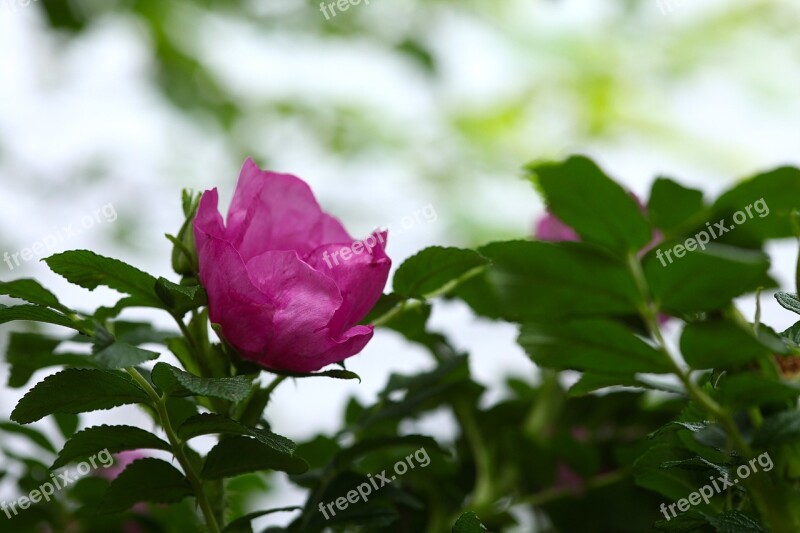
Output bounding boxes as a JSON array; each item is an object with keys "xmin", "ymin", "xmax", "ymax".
[{"xmin": 193, "ymin": 158, "xmax": 390, "ymax": 372}]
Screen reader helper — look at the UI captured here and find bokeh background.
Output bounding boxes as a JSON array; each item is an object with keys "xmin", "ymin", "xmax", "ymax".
[{"xmin": 1, "ymin": 0, "xmax": 800, "ymax": 530}]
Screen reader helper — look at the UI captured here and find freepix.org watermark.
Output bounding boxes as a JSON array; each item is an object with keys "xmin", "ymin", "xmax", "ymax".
[
  {"xmin": 321, "ymin": 203, "xmax": 437, "ymax": 269},
  {"xmin": 2, "ymin": 449, "xmax": 115, "ymax": 520},
  {"xmin": 319, "ymin": 0, "xmax": 370, "ymax": 20},
  {"xmin": 655, "ymin": 198, "xmax": 769, "ymax": 267},
  {"xmin": 318, "ymin": 447, "xmax": 431, "ymax": 520},
  {"xmin": 2, "ymin": 203, "xmax": 117, "ymax": 272},
  {"xmin": 659, "ymin": 452, "xmax": 773, "ymax": 521}
]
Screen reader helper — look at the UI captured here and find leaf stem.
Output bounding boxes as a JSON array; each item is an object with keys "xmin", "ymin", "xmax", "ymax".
[
  {"xmin": 125, "ymin": 367, "xmax": 221, "ymax": 533},
  {"xmin": 625, "ymin": 252, "xmax": 795, "ymax": 533}
]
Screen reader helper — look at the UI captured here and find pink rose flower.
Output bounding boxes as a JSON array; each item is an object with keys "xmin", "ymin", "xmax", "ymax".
[{"xmin": 193, "ymin": 158, "xmax": 391, "ymax": 372}]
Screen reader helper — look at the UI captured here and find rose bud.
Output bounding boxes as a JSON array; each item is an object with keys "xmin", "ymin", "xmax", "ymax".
[{"xmin": 193, "ymin": 158, "xmax": 391, "ymax": 373}]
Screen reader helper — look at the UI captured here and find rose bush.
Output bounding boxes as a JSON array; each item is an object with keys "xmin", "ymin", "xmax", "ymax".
[{"xmin": 193, "ymin": 158, "xmax": 391, "ymax": 372}]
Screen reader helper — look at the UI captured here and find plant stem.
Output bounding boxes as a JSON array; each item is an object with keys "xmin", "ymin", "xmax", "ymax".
[
  {"xmin": 514, "ymin": 468, "xmax": 629, "ymax": 508},
  {"xmin": 625, "ymin": 253, "xmax": 796, "ymax": 533},
  {"xmin": 126, "ymin": 368, "xmax": 222, "ymax": 533}
]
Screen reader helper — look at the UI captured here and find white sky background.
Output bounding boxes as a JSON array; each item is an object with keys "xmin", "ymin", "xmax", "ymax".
[{"xmin": 1, "ymin": 0, "xmax": 800, "ymax": 530}]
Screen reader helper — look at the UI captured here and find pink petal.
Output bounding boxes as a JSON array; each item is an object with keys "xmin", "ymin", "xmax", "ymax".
[
  {"xmin": 226, "ymin": 158, "xmax": 352, "ymax": 262},
  {"xmin": 304, "ymin": 230, "xmax": 391, "ymax": 333}
]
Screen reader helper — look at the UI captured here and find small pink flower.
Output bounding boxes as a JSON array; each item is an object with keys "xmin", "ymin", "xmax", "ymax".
[{"xmin": 194, "ymin": 158, "xmax": 391, "ymax": 372}]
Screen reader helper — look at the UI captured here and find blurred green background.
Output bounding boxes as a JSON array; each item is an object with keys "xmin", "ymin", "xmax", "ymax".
[{"xmin": 1, "ymin": 0, "xmax": 799, "ymax": 530}]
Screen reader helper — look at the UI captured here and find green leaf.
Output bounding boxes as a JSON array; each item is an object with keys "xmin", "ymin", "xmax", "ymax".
[
  {"xmin": 151, "ymin": 363, "xmax": 252, "ymax": 402},
  {"xmin": 648, "ymin": 178, "xmax": 706, "ymax": 234},
  {"xmin": 567, "ymin": 373, "xmax": 683, "ymax": 396},
  {"xmin": 5, "ymin": 332, "xmax": 92, "ymax": 388},
  {"xmin": 222, "ymin": 507, "xmax": 302, "ymax": 532},
  {"xmin": 453, "ymin": 511, "xmax": 490, "ymax": 533},
  {"xmin": 179, "ymin": 414, "xmax": 302, "ymax": 470},
  {"xmin": 263, "ymin": 368, "xmax": 361, "ymax": 382},
  {"xmin": 702, "ymin": 511, "xmax": 765, "ymax": 533},
  {"xmin": 0, "ymin": 279, "xmax": 69, "ymax": 312},
  {"xmin": 680, "ymin": 320, "xmax": 773, "ymax": 369},
  {"xmin": 44, "ymin": 250, "xmax": 162, "ymax": 307},
  {"xmin": 712, "ymin": 166, "xmax": 800, "ymax": 244},
  {"xmin": 776, "ymin": 292, "xmax": 800, "ymax": 315},
  {"xmin": 782, "ymin": 321, "xmax": 800, "ymax": 348},
  {"xmin": 0, "ymin": 304, "xmax": 79, "ymax": 330},
  {"xmin": 634, "ymin": 444, "xmax": 721, "ymax": 502},
  {"xmin": 477, "ymin": 240, "xmax": 639, "ymax": 321},
  {"xmin": 656, "ymin": 510, "xmax": 765, "ymax": 532},
  {"xmin": 11, "ymin": 369, "xmax": 150, "ymax": 424},
  {"xmin": 100, "ymin": 458, "xmax": 193, "ymax": 514},
  {"xmin": 154, "ymin": 277, "xmax": 207, "ymax": 315},
  {"xmin": 54, "ymin": 413, "xmax": 80, "ymax": 439},
  {"xmin": 519, "ymin": 319, "xmax": 672, "ymax": 375},
  {"xmin": 177, "ymin": 413, "xmax": 251, "ymax": 441},
  {"xmin": 332, "ymin": 435, "xmax": 443, "ymax": 469},
  {"xmin": 0, "ymin": 422, "xmax": 57, "ymax": 454},
  {"xmin": 643, "ymin": 244, "xmax": 773, "ymax": 314},
  {"xmin": 201, "ymin": 436, "xmax": 309, "ymax": 479},
  {"xmin": 92, "ymin": 327, "xmax": 160, "ymax": 370},
  {"xmin": 92, "ymin": 340, "xmax": 160, "ymax": 370},
  {"xmin": 716, "ymin": 374, "xmax": 800, "ymax": 408},
  {"xmin": 52, "ymin": 425, "xmax": 171, "ymax": 469},
  {"xmin": 529, "ymin": 155, "xmax": 652, "ymax": 252},
  {"xmin": 393, "ymin": 246, "xmax": 487, "ymax": 299},
  {"xmin": 752, "ymin": 411, "xmax": 800, "ymax": 448},
  {"xmin": 95, "ymin": 296, "xmax": 155, "ymax": 321}
]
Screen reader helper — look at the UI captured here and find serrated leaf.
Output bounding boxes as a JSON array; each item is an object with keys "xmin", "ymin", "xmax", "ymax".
[
  {"xmin": 11, "ymin": 369, "xmax": 150, "ymax": 424},
  {"xmin": 776, "ymin": 292, "xmax": 800, "ymax": 315},
  {"xmin": 179, "ymin": 415, "xmax": 300, "ymax": 466},
  {"xmin": 100, "ymin": 458, "xmax": 193, "ymax": 514},
  {"xmin": 715, "ymin": 374, "xmax": 800, "ymax": 408},
  {"xmin": 332, "ymin": 435, "xmax": 443, "ymax": 469},
  {"xmin": 680, "ymin": 320, "xmax": 772, "ymax": 369},
  {"xmin": 92, "ymin": 340, "xmax": 160, "ymax": 370},
  {"xmin": 154, "ymin": 277, "xmax": 207, "ymax": 315},
  {"xmin": 0, "ymin": 279, "xmax": 68, "ymax": 312},
  {"xmin": 634, "ymin": 444, "xmax": 721, "ymax": 503},
  {"xmin": 54, "ymin": 413, "xmax": 80, "ymax": 440},
  {"xmin": 0, "ymin": 304, "xmax": 79, "ymax": 330},
  {"xmin": 529, "ymin": 155, "xmax": 652, "ymax": 252},
  {"xmin": 201, "ymin": 436, "xmax": 308, "ymax": 479},
  {"xmin": 519, "ymin": 319, "xmax": 672, "ymax": 374},
  {"xmin": 151, "ymin": 363, "xmax": 252, "ymax": 402},
  {"xmin": 0, "ymin": 422, "xmax": 57, "ymax": 454},
  {"xmin": 393, "ymin": 246, "xmax": 487, "ymax": 299},
  {"xmin": 781, "ymin": 321, "xmax": 800, "ymax": 347},
  {"xmin": 52, "ymin": 425, "xmax": 171, "ymax": 469},
  {"xmin": 476, "ymin": 240, "xmax": 639, "ymax": 321},
  {"xmin": 263, "ymin": 368, "xmax": 361, "ymax": 382},
  {"xmin": 44, "ymin": 250, "xmax": 162, "ymax": 307},
  {"xmin": 453, "ymin": 511, "xmax": 490, "ymax": 533},
  {"xmin": 648, "ymin": 178, "xmax": 706, "ymax": 234},
  {"xmin": 95, "ymin": 296, "xmax": 155, "ymax": 322},
  {"xmin": 712, "ymin": 166, "xmax": 800, "ymax": 244},
  {"xmin": 5, "ymin": 332, "xmax": 92, "ymax": 389},
  {"xmin": 568, "ymin": 373, "xmax": 646, "ymax": 396},
  {"xmin": 643, "ymin": 244, "xmax": 773, "ymax": 314},
  {"xmin": 656, "ymin": 510, "xmax": 765, "ymax": 532},
  {"xmin": 222, "ymin": 507, "xmax": 302, "ymax": 532},
  {"xmin": 752, "ymin": 411, "xmax": 800, "ymax": 447}
]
